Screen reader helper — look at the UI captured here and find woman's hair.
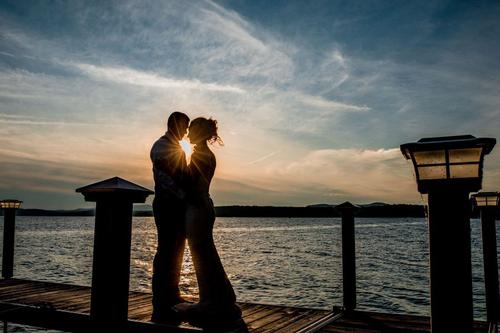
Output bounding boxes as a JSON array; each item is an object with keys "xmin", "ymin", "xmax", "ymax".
[{"xmin": 191, "ymin": 117, "xmax": 223, "ymax": 145}]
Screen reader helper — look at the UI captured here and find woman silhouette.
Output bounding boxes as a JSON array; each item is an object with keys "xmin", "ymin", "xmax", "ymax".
[{"xmin": 175, "ymin": 117, "xmax": 242, "ymax": 328}]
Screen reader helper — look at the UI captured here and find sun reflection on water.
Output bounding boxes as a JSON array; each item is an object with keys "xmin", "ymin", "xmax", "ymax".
[{"xmin": 180, "ymin": 246, "xmax": 198, "ymax": 298}]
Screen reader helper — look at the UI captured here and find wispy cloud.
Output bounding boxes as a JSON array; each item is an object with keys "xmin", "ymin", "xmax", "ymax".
[
  {"xmin": 296, "ymin": 93, "xmax": 370, "ymax": 112},
  {"xmin": 0, "ymin": 113, "xmax": 108, "ymax": 127},
  {"xmin": 247, "ymin": 151, "xmax": 277, "ymax": 165},
  {"xmin": 73, "ymin": 63, "xmax": 245, "ymax": 93}
]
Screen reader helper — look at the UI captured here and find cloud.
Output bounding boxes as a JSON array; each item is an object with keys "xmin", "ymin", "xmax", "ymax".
[
  {"xmin": 246, "ymin": 151, "xmax": 277, "ymax": 165},
  {"xmin": 211, "ymin": 147, "xmax": 422, "ymax": 205},
  {"xmin": 200, "ymin": 2, "xmax": 267, "ymax": 52},
  {"xmin": 0, "ymin": 113, "xmax": 107, "ymax": 127},
  {"xmin": 73, "ymin": 63, "xmax": 245, "ymax": 94},
  {"xmin": 295, "ymin": 93, "xmax": 370, "ymax": 112}
]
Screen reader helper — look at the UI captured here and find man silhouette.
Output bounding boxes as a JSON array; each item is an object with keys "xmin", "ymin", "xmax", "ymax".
[{"xmin": 150, "ymin": 111, "xmax": 190, "ymax": 323}]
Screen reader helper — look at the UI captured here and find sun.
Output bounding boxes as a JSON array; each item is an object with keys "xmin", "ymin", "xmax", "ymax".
[{"xmin": 179, "ymin": 139, "xmax": 193, "ymax": 163}]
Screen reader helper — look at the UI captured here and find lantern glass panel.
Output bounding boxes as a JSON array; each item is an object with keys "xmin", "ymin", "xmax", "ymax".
[
  {"xmin": 0, "ymin": 201, "xmax": 22, "ymax": 209},
  {"xmin": 450, "ymin": 164, "xmax": 479, "ymax": 179},
  {"xmin": 413, "ymin": 150, "xmax": 445, "ymax": 165},
  {"xmin": 418, "ymin": 165, "xmax": 447, "ymax": 180},
  {"xmin": 475, "ymin": 197, "xmax": 488, "ymax": 207},
  {"xmin": 449, "ymin": 148, "xmax": 482, "ymax": 163},
  {"xmin": 486, "ymin": 196, "xmax": 500, "ymax": 207}
]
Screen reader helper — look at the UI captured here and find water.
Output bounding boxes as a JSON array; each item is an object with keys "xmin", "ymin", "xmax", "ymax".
[{"xmin": 1, "ymin": 216, "xmax": 498, "ymax": 332}]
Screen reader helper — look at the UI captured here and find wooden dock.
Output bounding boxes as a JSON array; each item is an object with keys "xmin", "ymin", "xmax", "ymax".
[{"xmin": 0, "ymin": 278, "xmax": 492, "ymax": 333}]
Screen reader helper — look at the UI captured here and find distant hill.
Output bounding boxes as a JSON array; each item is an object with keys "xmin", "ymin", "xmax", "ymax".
[
  {"xmin": 9, "ymin": 208, "xmax": 95, "ymax": 216},
  {"xmin": 361, "ymin": 202, "xmax": 388, "ymax": 208},
  {"xmin": 1, "ymin": 203, "xmax": 432, "ymax": 218},
  {"xmin": 306, "ymin": 204, "xmax": 335, "ymax": 208},
  {"xmin": 215, "ymin": 205, "xmax": 336, "ymax": 217},
  {"xmin": 306, "ymin": 202, "xmax": 390, "ymax": 208},
  {"xmin": 217, "ymin": 204, "xmax": 425, "ymax": 218}
]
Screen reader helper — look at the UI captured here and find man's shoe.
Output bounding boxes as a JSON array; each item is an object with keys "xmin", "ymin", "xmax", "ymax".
[
  {"xmin": 151, "ymin": 309, "xmax": 182, "ymax": 325},
  {"xmin": 152, "ymin": 296, "xmax": 192, "ymax": 325}
]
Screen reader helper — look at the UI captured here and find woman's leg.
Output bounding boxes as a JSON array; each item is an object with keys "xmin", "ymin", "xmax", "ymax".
[{"xmin": 185, "ymin": 203, "xmax": 237, "ymax": 308}]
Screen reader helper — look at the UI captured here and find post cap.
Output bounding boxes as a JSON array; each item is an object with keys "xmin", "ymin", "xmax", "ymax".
[
  {"xmin": 76, "ymin": 177, "xmax": 154, "ymax": 203},
  {"xmin": 401, "ymin": 135, "xmax": 496, "ymax": 158},
  {"xmin": 335, "ymin": 201, "xmax": 361, "ymax": 212}
]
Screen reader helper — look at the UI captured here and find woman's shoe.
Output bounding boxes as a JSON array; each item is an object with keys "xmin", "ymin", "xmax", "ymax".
[{"xmin": 174, "ymin": 302, "xmax": 242, "ymax": 330}]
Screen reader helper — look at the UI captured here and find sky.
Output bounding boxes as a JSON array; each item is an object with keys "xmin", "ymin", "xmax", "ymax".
[{"xmin": 1, "ymin": 0, "xmax": 499, "ymax": 209}]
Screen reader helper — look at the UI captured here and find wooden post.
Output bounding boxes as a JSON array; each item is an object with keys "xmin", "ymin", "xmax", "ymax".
[
  {"xmin": 336, "ymin": 201, "xmax": 360, "ymax": 312},
  {"xmin": 427, "ymin": 190, "xmax": 473, "ymax": 333},
  {"xmin": 76, "ymin": 177, "xmax": 153, "ymax": 326},
  {"xmin": 2, "ymin": 209, "xmax": 16, "ymax": 279},
  {"xmin": 479, "ymin": 207, "xmax": 499, "ymax": 322}
]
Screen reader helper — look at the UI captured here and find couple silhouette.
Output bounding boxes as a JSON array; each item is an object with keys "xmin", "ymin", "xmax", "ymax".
[{"xmin": 150, "ymin": 112, "xmax": 242, "ymax": 330}]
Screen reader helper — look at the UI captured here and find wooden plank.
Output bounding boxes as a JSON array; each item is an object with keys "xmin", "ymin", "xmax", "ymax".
[
  {"xmin": 242, "ymin": 304, "xmax": 270, "ymax": 318},
  {"xmin": 272, "ymin": 310, "xmax": 329, "ymax": 333},
  {"xmin": 0, "ymin": 282, "xmax": 60, "ymax": 296},
  {"xmin": 128, "ymin": 304, "xmax": 153, "ymax": 319},
  {"xmin": 254, "ymin": 308, "xmax": 315, "ymax": 333},
  {"xmin": 243, "ymin": 305, "xmax": 282, "ymax": 324},
  {"xmin": 0, "ymin": 286, "xmax": 88, "ymax": 304},
  {"xmin": 318, "ymin": 310, "xmax": 490, "ymax": 333},
  {"xmin": 39, "ymin": 293, "xmax": 91, "ymax": 311},
  {"xmin": 248, "ymin": 307, "xmax": 301, "ymax": 330}
]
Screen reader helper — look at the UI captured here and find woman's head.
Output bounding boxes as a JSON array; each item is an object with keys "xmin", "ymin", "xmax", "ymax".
[{"xmin": 188, "ymin": 117, "xmax": 222, "ymax": 145}]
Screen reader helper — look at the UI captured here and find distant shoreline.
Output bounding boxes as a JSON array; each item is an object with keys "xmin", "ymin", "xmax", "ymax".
[{"xmin": 0, "ymin": 204, "xmax": 438, "ymax": 218}]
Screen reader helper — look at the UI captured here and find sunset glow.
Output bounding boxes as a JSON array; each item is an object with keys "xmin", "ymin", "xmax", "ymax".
[
  {"xmin": 0, "ymin": 1, "xmax": 499, "ymax": 209},
  {"xmin": 180, "ymin": 139, "xmax": 193, "ymax": 163}
]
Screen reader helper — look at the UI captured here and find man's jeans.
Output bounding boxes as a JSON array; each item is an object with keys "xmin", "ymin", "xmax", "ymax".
[{"xmin": 152, "ymin": 194, "xmax": 186, "ymax": 316}]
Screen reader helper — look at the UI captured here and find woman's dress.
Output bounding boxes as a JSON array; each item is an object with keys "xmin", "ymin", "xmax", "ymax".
[{"xmin": 185, "ymin": 146, "xmax": 238, "ymax": 311}]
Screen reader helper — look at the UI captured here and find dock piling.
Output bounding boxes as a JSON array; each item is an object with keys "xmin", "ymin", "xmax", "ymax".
[
  {"xmin": 1, "ymin": 200, "xmax": 22, "ymax": 279},
  {"xmin": 427, "ymin": 190, "xmax": 474, "ymax": 332},
  {"xmin": 401, "ymin": 135, "xmax": 496, "ymax": 333},
  {"xmin": 336, "ymin": 201, "xmax": 360, "ymax": 312},
  {"xmin": 76, "ymin": 177, "xmax": 153, "ymax": 326},
  {"xmin": 472, "ymin": 192, "xmax": 500, "ymax": 323},
  {"xmin": 480, "ymin": 207, "xmax": 499, "ymax": 322}
]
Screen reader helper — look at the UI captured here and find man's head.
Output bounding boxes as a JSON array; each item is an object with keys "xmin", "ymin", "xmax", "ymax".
[{"xmin": 167, "ymin": 111, "xmax": 190, "ymax": 140}]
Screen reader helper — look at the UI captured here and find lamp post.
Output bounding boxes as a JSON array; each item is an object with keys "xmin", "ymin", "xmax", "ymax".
[
  {"xmin": 401, "ymin": 135, "xmax": 496, "ymax": 333},
  {"xmin": 336, "ymin": 202, "xmax": 360, "ymax": 312},
  {"xmin": 76, "ymin": 177, "xmax": 153, "ymax": 327},
  {"xmin": 0, "ymin": 200, "xmax": 22, "ymax": 279},
  {"xmin": 472, "ymin": 191, "xmax": 500, "ymax": 322}
]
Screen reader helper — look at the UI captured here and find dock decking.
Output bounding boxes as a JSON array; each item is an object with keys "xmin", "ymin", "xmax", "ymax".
[{"xmin": 0, "ymin": 278, "xmax": 492, "ymax": 332}]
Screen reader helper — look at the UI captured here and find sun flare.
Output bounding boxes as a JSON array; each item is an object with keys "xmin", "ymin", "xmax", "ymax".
[{"xmin": 180, "ymin": 139, "xmax": 193, "ymax": 163}]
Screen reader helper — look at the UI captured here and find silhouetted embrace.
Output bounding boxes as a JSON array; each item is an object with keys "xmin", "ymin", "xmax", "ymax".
[{"xmin": 150, "ymin": 113, "xmax": 242, "ymax": 330}]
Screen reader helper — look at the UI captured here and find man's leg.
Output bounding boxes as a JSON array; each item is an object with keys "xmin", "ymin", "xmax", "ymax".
[{"xmin": 152, "ymin": 196, "xmax": 186, "ymax": 319}]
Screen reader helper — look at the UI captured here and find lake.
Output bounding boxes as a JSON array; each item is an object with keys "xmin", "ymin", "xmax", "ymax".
[{"xmin": 1, "ymin": 216, "xmax": 497, "ymax": 332}]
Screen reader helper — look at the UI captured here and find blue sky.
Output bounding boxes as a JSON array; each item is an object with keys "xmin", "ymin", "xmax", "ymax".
[{"xmin": 1, "ymin": 0, "xmax": 499, "ymax": 209}]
